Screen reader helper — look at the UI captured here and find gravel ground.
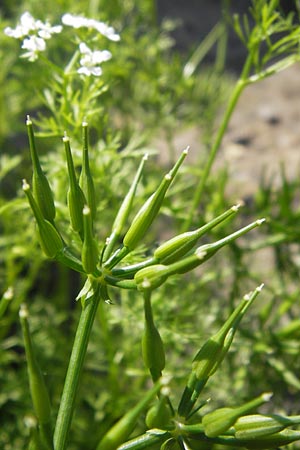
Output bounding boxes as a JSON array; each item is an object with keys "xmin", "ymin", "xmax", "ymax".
[{"xmin": 156, "ymin": 1, "xmax": 300, "ymax": 199}]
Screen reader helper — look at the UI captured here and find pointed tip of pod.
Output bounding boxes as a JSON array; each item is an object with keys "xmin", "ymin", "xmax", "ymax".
[
  {"xmin": 22, "ymin": 179, "xmax": 30, "ymax": 191},
  {"xmin": 183, "ymin": 145, "xmax": 190, "ymax": 155},
  {"xmin": 256, "ymin": 218, "xmax": 266, "ymax": 226},
  {"xmin": 257, "ymin": 283, "xmax": 265, "ymax": 292},
  {"xmin": 19, "ymin": 303, "xmax": 29, "ymax": 319},
  {"xmin": 26, "ymin": 115, "xmax": 32, "ymax": 125},
  {"xmin": 243, "ymin": 283, "xmax": 264, "ymax": 301},
  {"xmin": 195, "ymin": 247, "xmax": 208, "ymax": 260},
  {"xmin": 83, "ymin": 205, "xmax": 91, "ymax": 215},
  {"xmin": 3, "ymin": 286, "xmax": 14, "ymax": 300},
  {"xmin": 143, "ymin": 153, "xmax": 149, "ymax": 161},
  {"xmin": 232, "ymin": 202, "xmax": 243, "ymax": 212},
  {"xmin": 62, "ymin": 131, "xmax": 69, "ymax": 142},
  {"xmin": 262, "ymin": 392, "xmax": 273, "ymax": 402}
]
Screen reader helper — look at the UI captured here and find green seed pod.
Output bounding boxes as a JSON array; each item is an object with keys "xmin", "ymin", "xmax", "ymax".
[
  {"xmin": 202, "ymin": 393, "xmax": 272, "ymax": 438},
  {"xmin": 123, "ymin": 148, "xmax": 188, "ymax": 251},
  {"xmin": 19, "ymin": 305, "xmax": 52, "ymax": 448},
  {"xmin": 142, "ymin": 292, "xmax": 165, "ymax": 382},
  {"xmin": 116, "ymin": 429, "xmax": 171, "ymax": 450},
  {"xmin": 134, "ymin": 264, "xmax": 168, "ymax": 291},
  {"xmin": 160, "ymin": 438, "xmax": 180, "ymax": 450},
  {"xmin": 174, "ymin": 218, "xmax": 265, "ymax": 276},
  {"xmin": 63, "ymin": 134, "xmax": 86, "ymax": 236},
  {"xmin": 146, "ymin": 393, "xmax": 172, "ymax": 429},
  {"xmin": 238, "ymin": 429, "xmax": 300, "ymax": 449},
  {"xmin": 234, "ymin": 413, "xmax": 300, "ymax": 440},
  {"xmin": 154, "ymin": 204, "xmax": 241, "ymax": 264},
  {"xmin": 23, "ymin": 180, "xmax": 64, "ymax": 258},
  {"xmin": 81, "ymin": 206, "xmax": 99, "ymax": 274},
  {"xmin": 79, "ymin": 122, "xmax": 96, "ymax": 220},
  {"xmin": 0, "ymin": 286, "xmax": 13, "ymax": 319},
  {"xmin": 104, "ymin": 154, "xmax": 147, "ymax": 261},
  {"xmin": 26, "ymin": 116, "xmax": 56, "ymax": 223},
  {"xmin": 97, "ymin": 378, "xmax": 169, "ymax": 450},
  {"xmin": 178, "ymin": 285, "xmax": 264, "ymax": 418},
  {"xmin": 56, "ymin": 247, "xmax": 85, "ymax": 273}
]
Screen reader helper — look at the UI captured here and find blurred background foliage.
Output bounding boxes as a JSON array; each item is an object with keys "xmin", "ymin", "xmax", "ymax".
[{"xmin": 1, "ymin": 1, "xmax": 300, "ymax": 449}]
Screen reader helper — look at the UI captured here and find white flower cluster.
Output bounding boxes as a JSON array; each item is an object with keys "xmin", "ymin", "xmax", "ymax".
[
  {"xmin": 62, "ymin": 13, "xmax": 120, "ymax": 42},
  {"xmin": 4, "ymin": 12, "xmax": 120, "ymax": 76},
  {"xmin": 78, "ymin": 43, "xmax": 112, "ymax": 77},
  {"xmin": 4, "ymin": 12, "xmax": 62, "ymax": 61}
]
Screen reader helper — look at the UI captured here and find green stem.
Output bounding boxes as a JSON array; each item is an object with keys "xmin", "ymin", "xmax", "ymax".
[
  {"xmin": 53, "ymin": 284, "xmax": 101, "ymax": 450},
  {"xmin": 183, "ymin": 53, "xmax": 254, "ymax": 231}
]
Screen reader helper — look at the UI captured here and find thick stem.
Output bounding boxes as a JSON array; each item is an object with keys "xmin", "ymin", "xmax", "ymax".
[{"xmin": 53, "ymin": 285, "xmax": 101, "ymax": 450}]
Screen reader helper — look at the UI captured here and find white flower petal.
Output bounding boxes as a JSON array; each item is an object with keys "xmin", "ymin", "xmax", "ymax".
[
  {"xmin": 22, "ymin": 35, "xmax": 46, "ymax": 51},
  {"xmin": 79, "ymin": 42, "xmax": 91, "ymax": 54},
  {"xmin": 4, "ymin": 26, "xmax": 23, "ymax": 38},
  {"xmin": 20, "ymin": 12, "xmax": 37, "ymax": 33},
  {"xmin": 61, "ymin": 13, "xmax": 120, "ymax": 40}
]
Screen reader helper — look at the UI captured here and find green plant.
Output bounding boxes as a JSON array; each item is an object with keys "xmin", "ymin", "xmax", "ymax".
[{"xmin": 2, "ymin": 1, "xmax": 300, "ymax": 449}]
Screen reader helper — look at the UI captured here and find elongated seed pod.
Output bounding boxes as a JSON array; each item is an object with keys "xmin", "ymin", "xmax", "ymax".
[
  {"xmin": 234, "ymin": 413, "xmax": 300, "ymax": 439},
  {"xmin": 81, "ymin": 206, "xmax": 99, "ymax": 274},
  {"xmin": 202, "ymin": 393, "xmax": 272, "ymax": 438},
  {"xmin": 175, "ymin": 219, "xmax": 265, "ymax": 275},
  {"xmin": 134, "ymin": 264, "xmax": 168, "ymax": 291},
  {"xmin": 142, "ymin": 292, "xmax": 165, "ymax": 382},
  {"xmin": 236, "ymin": 429, "xmax": 300, "ymax": 449},
  {"xmin": 160, "ymin": 438, "xmax": 181, "ymax": 449},
  {"xmin": 19, "ymin": 305, "xmax": 53, "ymax": 449},
  {"xmin": 123, "ymin": 148, "xmax": 188, "ymax": 251},
  {"xmin": 26, "ymin": 116, "xmax": 56, "ymax": 223},
  {"xmin": 178, "ymin": 285, "xmax": 264, "ymax": 418},
  {"xmin": 104, "ymin": 154, "xmax": 147, "ymax": 261},
  {"xmin": 145, "ymin": 391, "xmax": 172, "ymax": 429},
  {"xmin": 135, "ymin": 219, "xmax": 265, "ymax": 292},
  {"xmin": 63, "ymin": 134, "xmax": 86, "ymax": 236},
  {"xmin": 79, "ymin": 122, "xmax": 96, "ymax": 220},
  {"xmin": 0, "ymin": 287, "xmax": 13, "ymax": 318},
  {"xmin": 154, "ymin": 204, "xmax": 241, "ymax": 264},
  {"xmin": 23, "ymin": 180, "xmax": 63, "ymax": 258},
  {"xmin": 117, "ymin": 430, "xmax": 171, "ymax": 450},
  {"xmin": 97, "ymin": 378, "xmax": 169, "ymax": 450},
  {"xmin": 55, "ymin": 247, "xmax": 85, "ymax": 273}
]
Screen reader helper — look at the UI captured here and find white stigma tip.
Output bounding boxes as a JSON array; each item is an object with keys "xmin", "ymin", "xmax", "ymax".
[
  {"xmin": 257, "ymin": 283, "xmax": 265, "ymax": 292},
  {"xmin": 26, "ymin": 115, "xmax": 32, "ymax": 125},
  {"xmin": 165, "ymin": 173, "xmax": 172, "ymax": 181},
  {"xmin": 232, "ymin": 203, "xmax": 242, "ymax": 212},
  {"xmin": 22, "ymin": 179, "xmax": 30, "ymax": 190},
  {"xmin": 142, "ymin": 279, "xmax": 151, "ymax": 289},
  {"xmin": 262, "ymin": 392, "xmax": 273, "ymax": 402},
  {"xmin": 161, "ymin": 386, "xmax": 171, "ymax": 396},
  {"xmin": 19, "ymin": 303, "xmax": 28, "ymax": 318},
  {"xmin": 62, "ymin": 131, "xmax": 69, "ymax": 141},
  {"xmin": 83, "ymin": 205, "xmax": 90, "ymax": 215},
  {"xmin": 183, "ymin": 145, "xmax": 190, "ymax": 155},
  {"xmin": 82, "ymin": 121, "xmax": 88, "ymax": 127},
  {"xmin": 256, "ymin": 218, "xmax": 266, "ymax": 225},
  {"xmin": 3, "ymin": 287, "xmax": 13, "ymax": 300},
  {"xmin": 195, "ymin": 248, "xmax": 207, "ymax": 260},
  {"xmin": 143, "ymin": 153, "xmax": 149, "ymax": 161}
]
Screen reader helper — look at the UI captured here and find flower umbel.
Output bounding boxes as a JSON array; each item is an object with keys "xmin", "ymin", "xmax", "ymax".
[
  {"xmin": 61, "ymin": 13, "xmax": 120, "ymax": 41},
  {"xmin": 21, "ymin": 35, "xmax": 46, "ymax": 62},
  {"xmin": 4, "ymin": 11, "xmax": 62, "ymax": 61}
]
